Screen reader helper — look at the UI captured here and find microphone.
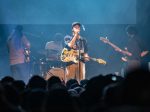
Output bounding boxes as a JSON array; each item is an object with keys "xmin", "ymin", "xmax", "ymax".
[{"xmin": 82, "ymin": 25, "xmax": 85, "ymax": 31}]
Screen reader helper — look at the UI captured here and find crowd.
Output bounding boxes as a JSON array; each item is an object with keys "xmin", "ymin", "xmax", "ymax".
[{"xmin": 0, "ymin": 66, "xmax": 150, "ymax": 112}]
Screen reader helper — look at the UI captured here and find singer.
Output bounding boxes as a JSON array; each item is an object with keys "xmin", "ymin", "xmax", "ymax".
[{"xmin": 63, "ymin": 22, "xmax": 89, "ymax": 82}]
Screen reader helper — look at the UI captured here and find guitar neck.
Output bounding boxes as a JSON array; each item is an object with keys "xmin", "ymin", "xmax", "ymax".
[
  {"xmin": 107, "ymin": 41, "xmax": 132, "ymax": 56},
  {"xmin": 107, "ymin": 41, "xmax": 122, "ymax": 51},
  {"xmin": 89, "ymin": 57, "xmax": 96, "ymax": 61}
]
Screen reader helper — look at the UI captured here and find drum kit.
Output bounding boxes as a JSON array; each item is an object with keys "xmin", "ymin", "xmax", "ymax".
[{"xmin": 30, "ymin": 48, "xmax": 66, "ymax": 81}]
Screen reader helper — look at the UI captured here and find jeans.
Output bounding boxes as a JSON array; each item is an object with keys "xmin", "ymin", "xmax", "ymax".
[{"xmin": 10, "ymin": 63, "xmax": 30, "ymax": 84}]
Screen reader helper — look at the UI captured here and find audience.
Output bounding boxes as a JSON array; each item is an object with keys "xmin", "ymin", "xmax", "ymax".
[{"xmin": 0, "ymin": 66, "xmax": 150, "ymax": 112}]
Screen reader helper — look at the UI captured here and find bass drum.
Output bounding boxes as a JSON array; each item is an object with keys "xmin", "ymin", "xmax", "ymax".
[{"xmin": 44, "ymin": 67, "xmax": 65, "ymax": 81}]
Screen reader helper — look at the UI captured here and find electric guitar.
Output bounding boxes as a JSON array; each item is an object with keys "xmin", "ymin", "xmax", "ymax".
[
  {"xmin": 60, "ymin": 48, "xmax": 106, "ymax": 65},
  {"xmin": 100, "ymin": 37, "xmax": 132, "ymax": 62}
]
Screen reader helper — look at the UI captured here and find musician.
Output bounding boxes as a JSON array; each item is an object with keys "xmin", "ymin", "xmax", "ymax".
[
  {"xmin": 100, "ymin": 25, "xmax": 149, "ymax": 75},
  {"xmin": 7, "ymin": 25, "xmax": 31, "ymax": 83},
  {"xmin": 64, "ymin": 22, "xmax": 89, "ymax": 82},
  {"xmin": 124, "ymin": 25, "xmax": 149, "ymax": 71},
  {"xmin": 45, "ymin": 33, "xmax": 64, "ymax": 67}
]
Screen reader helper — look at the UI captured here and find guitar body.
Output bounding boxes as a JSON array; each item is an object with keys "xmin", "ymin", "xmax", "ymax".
[
  {"xmin": 61, "ymin": 48, "xmax": 80, "ymax": 63},
  {"xmin": 61, "ymin": 48, "xmax": 106, "ymax": 64}
]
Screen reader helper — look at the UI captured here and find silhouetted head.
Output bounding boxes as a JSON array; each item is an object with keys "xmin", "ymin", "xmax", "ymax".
[
  {"xmin": 66, "ymin": 79, "xmax": 78, "ymax": 89},
  {"xmin": 1, "ymin": 76, "xmax": 14, "ymax": 85},
  {"xmin": 126, "ymin": 25, "xmax": 138, "ymax": 37},
  {"xmin": 15, "ymin": 25, "xmax": 23, "ymax": 32},
  {"xmin": 27, "ymin": 75, "xmax": 47, "ymax": 90},
  {"xmin": 47, "ymin": 76, "xmax": 62, "ymax": 90}
]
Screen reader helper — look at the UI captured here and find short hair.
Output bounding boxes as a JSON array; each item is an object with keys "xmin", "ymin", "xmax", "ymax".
[
  {"xmin": 126, "ymin": 25, "xmax": 138, "ymax": 35},
  {"xmin": 15, "ymin": 25, "xmax": 23, "ymax": 32},
  {"xmin": 53, "ymin": 33, "xmax": 63, "ymax": 41}
]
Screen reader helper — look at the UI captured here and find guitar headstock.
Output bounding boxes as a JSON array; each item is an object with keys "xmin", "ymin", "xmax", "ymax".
[
  {"xmin": 96, "ymin": 59, "xmax": 107, "ymax": 65},
  {"xmin": 100, "ymin": 37, "xmax": 109, "ymax": 43}
]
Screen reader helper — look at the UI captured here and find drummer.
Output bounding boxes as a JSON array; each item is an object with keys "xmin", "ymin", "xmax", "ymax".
[{"xmin": 45, "ymin": 33, "xmax": 64, "ymax": 68}]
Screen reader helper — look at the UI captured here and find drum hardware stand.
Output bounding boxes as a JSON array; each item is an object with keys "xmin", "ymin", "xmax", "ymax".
[
  {"xmin": 39, "ymin": 58, "xmax": 47, "ymax": 77},
  {"xmin": 77, "ymin": 38, "xmax": 83, "ymax": 82},
  {"xmin": 30, "ymin": 56, "xmax": 37, "ymax": 78}
]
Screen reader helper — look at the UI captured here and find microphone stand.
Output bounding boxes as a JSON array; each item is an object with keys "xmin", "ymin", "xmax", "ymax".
[{"xmin": 78, "ymin": 37, "xmax": 82, "ymax": 82}]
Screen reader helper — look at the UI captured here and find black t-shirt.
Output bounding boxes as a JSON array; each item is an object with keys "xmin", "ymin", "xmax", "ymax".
[{"xmin": 126, "ymin": 36, "xmax": 142, "ymax": 61}]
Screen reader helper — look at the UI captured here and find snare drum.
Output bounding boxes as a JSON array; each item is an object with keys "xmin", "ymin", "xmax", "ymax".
[{"xmin": 44, "ymin": 67, "xmax": 65, "ymax": 81}]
